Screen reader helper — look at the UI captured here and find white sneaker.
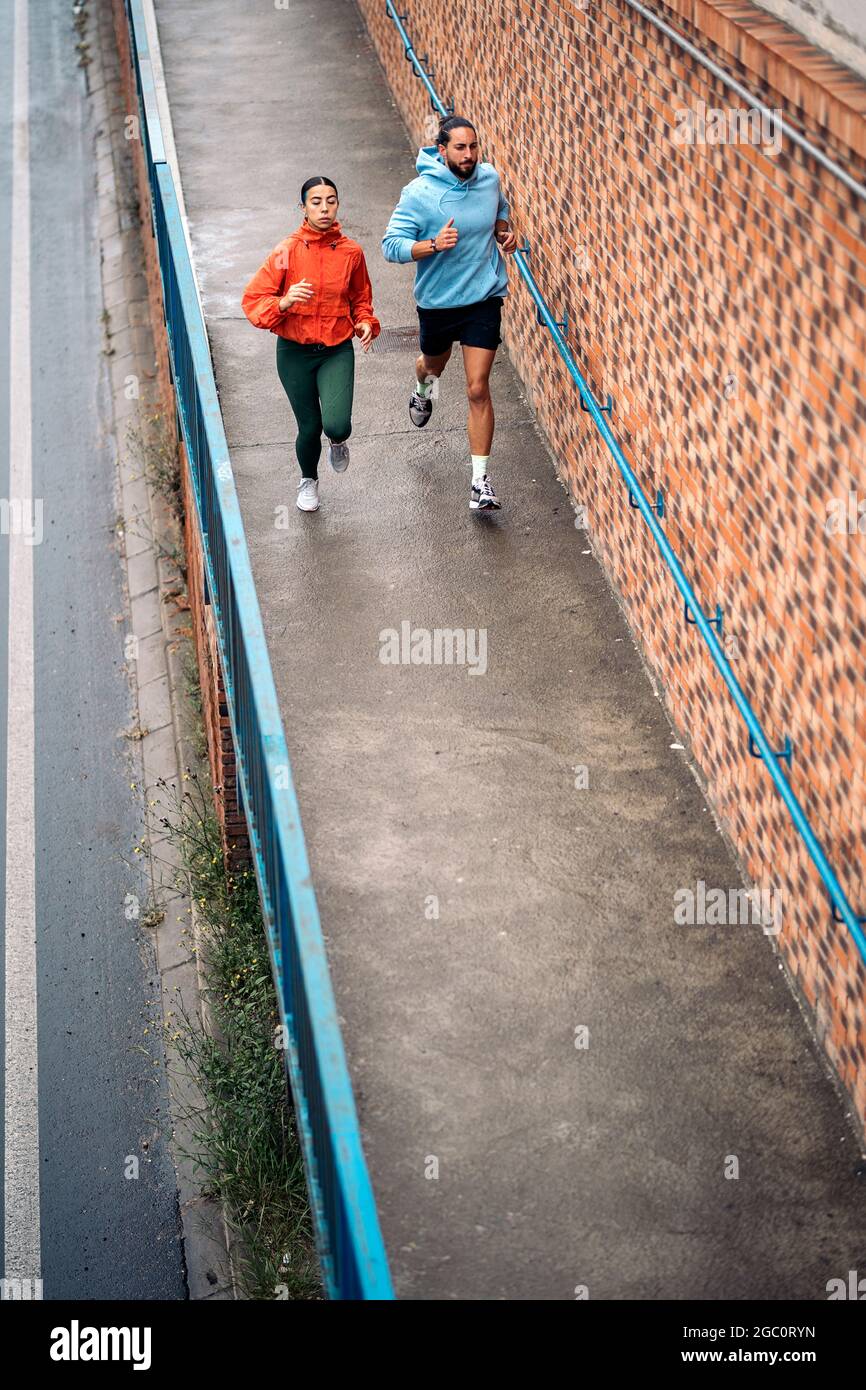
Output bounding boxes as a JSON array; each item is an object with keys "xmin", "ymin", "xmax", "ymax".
[
  {"xmin": 328, "ymin": 440, "xmax": 350, "ymax": 472},
  {"xmin": 470, "ymin": 474, "xmax": 501, "ymax": 511},
  {"xmin": 296, "ymin": 477, "xmax": 320, "ymax": 511}
]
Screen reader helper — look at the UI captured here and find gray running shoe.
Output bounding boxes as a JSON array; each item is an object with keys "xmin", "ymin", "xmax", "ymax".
[
  {"xmin": 409, "ymin": 388, "xmax": 433, "ymax": 427},
  {"xmin": 328, "ymin": 441, "xmax": 350, "ymax": 472}
]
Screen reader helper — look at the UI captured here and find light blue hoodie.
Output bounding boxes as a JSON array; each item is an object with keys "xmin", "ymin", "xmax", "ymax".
[{"xmin": 382, "ymin": 147, "xmax": 511, "ymax": 309}]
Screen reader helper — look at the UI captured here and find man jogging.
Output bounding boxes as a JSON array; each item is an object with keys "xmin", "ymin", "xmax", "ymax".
[{"xmin": 382, "ymin": 116, "xmax": 517, "ymax": 511}]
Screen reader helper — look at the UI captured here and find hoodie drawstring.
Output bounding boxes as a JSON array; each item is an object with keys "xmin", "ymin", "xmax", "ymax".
[{"xmin": 436, "ymin": 180, "xmax": 471, "ymax": 218}]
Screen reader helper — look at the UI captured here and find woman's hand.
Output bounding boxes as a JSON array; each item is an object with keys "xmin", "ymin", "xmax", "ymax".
[
  {"xmin": 355, "ymin": 320, "xmax": 374, "ymax": 352},
  {"xmin": 279, "ymin": 279, "xmax": 313, "ymax": 312}
]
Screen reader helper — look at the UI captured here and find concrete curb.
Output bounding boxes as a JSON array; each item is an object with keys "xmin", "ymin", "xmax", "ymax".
[
  {"xmin": 138, "ymin": 0, "xmax": 205, "ymax": 320},
  {"xmin": 90, "ymin": 0, "xmax": 236, "ymax": 1300}
]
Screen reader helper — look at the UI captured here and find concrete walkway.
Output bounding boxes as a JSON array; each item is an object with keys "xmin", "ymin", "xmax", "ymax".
[{"xmin": 153, "ymin": 0, "xmax": 864, "ymax": 1299}]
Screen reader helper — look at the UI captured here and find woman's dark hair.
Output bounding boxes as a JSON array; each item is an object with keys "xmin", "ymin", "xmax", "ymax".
[
  {"xmin": 300, "ymin": 175, "xmax": 339, "ymax": 204},
  {"xmin": 436, "ymin": 115, "xmax": 477, "ymax": 147}
]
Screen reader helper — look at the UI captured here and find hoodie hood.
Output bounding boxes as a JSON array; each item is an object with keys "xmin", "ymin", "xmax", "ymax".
[
  {"xmin": 291, "ymin": 219, "xmax": 345, "ymax": 246},
  {"xmin": 415, "ymin": 146, "xmax": 476, "ymax": 184},
  {"xmin": 415, "ymin": 147, "xmax": 490, "ymax": 217}
]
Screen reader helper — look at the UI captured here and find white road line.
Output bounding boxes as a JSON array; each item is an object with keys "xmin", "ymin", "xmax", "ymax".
[{"xmin": 4, "ymin": 0, "xmax": 39, "ymax": 1285}]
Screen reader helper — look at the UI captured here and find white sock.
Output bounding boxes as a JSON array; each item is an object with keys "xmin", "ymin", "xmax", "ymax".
[
  {"xmin": 471, "ymin": 454, "xmax": 489, "ymax": 484},
  {"xmin": 415, "ymin": 374, "xmax": 435, "ymax": 399}
]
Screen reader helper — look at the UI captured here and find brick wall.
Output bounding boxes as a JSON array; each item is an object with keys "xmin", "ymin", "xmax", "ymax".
[
  {"xmin": 111, "ymin": 0, "xmax": 250, "ymax": 871},
  {"xmin": 356, "ymin": 0, "xmax": 866, "ymax": 1130}
]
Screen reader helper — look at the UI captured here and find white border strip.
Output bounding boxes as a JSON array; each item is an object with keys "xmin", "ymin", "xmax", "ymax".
[{"xmin": 4, "ymin": 0, "xmax": 40, "ymax": 1287}]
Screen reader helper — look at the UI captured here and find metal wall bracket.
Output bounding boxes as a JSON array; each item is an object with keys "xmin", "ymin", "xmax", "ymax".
[
  {"xmin": 629, "ymin": 488, "xmax": 665, "ymax": 518},
  {"xmin": 748, "ymin": 734, "xmax": 792, "ymax": 765},
  {"xmin": 580, "ymin": 391, "xmax": 613, "ymax": 414},
  {"xmin": 685, "ymin": 601, "xmax": 723, "ymax": 634},
  {"xmin": 537, "ymin": 307, "xmax": 568, "ymax": 333},
  {"xmin": 831, "ymin": 901, "xmax": 866, "ymax": 925}
]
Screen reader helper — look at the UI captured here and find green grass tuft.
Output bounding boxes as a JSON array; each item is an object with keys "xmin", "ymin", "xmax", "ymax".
[{"xmin": 157, "ymin": 771, "xmax": 321, "ymax": 1300}]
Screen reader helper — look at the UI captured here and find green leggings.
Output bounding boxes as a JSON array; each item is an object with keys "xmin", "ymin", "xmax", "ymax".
[{"xmin": 276, "ymin": 336, "xmax": 355, "ymax": 479}]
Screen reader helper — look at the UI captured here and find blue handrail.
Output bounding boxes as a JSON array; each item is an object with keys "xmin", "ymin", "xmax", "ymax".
[
  {"xmin": 125, "ymin": 0, "xmax": 394, "ymax": 1298},
  {"xmin": 385, "ymin": 1, "xmax": 866, "ymax": 963}
]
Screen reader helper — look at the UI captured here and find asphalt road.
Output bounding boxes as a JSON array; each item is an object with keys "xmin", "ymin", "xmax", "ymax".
[{"xmin": 1, "ymin": 0, "xmax": 184, "ymax": 1299}]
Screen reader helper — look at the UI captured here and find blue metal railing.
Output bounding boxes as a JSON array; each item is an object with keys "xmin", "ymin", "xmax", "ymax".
[
  {"xmin": 385, "ymin": 1, "xmax": 866, "ymax": 963},
  {"xmin": 124, "ymin": 0, "xmax": 394, "ymax": 1298}
]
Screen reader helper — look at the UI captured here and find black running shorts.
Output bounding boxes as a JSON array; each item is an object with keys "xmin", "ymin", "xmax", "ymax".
[{"xmin": 417, "ymin": 295, "xmax": 503, "ymax": 356}]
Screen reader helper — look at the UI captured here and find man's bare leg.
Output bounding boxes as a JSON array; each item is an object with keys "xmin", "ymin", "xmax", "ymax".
[
  {"xmin": 409, "ymin": 345, "xmax": 452, "ymax": 427},
  {"xmin": 415, "ymin": 345, "xmax": 452, "ymax": 390},
  {"xmin": 462, "ymin": 345, "xmax": 496, "ymax": 454},
  {"xmin": 462, "ymin": 345, "xmax": 501, "ymax": 509}
]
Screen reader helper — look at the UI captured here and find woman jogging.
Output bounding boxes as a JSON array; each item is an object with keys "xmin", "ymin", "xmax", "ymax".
[{"xmin": 242, "ymin": 177, "xmax": 380, "ymax": 511}]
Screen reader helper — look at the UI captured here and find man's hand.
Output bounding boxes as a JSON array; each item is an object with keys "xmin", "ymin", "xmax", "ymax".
[
  {"xmin": 434, "ymin": 217, "xmax": 459, "ymax": 252},
  {"xmin": 279, "ymin": 278, "xmax": 313, "ymax": 311},
  {"xmin": 495, "ymin": 226, "xmax": 518, "ymax": 254},
  {"xmin": 355, "ymin": 321, "xmax": 374, "ymax": 352}
]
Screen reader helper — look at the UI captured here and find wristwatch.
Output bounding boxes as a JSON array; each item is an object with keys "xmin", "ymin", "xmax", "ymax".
[{"xmin": 430, "ymin": 237, "xmax": 439, "ymax": 255}]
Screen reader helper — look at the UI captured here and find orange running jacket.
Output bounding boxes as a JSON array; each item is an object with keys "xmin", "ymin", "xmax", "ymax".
[{"xmin": 241, "ymin": 220, "xmax": 381, "ymax": 347}]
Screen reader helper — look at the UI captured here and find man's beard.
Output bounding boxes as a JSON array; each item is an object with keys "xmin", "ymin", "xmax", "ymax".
[{"xmin": 445, "ymin": 154, "xmax": 477, "ymax": 180}]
